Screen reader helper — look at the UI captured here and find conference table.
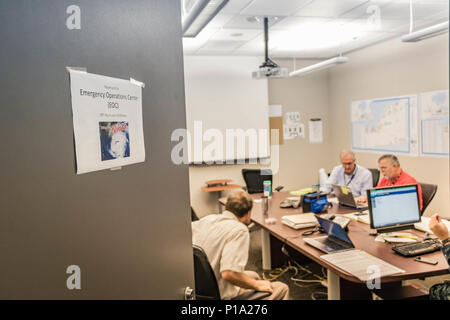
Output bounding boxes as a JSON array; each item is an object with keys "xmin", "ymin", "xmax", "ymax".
[{"xmin": 219, "ymin": 191, "xmax": 449, "ymax": 300}]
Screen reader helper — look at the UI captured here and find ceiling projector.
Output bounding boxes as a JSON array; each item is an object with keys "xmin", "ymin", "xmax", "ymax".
[
  {"xmin": 252, "ymin": 60, "xmax": 289, "ymax": 79},
  {"xmin": 252, "ymin": 17, "xmax": 288, "ymax": 79}
]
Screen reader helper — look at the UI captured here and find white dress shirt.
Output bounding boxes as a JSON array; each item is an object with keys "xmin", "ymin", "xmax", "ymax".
[{"xmin": 324, "ymin": 164, "xmax": 373, "ymax": 197}]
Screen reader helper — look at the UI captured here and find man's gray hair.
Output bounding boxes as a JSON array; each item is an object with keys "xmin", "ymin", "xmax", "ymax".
[
  {"xmin": 340, "ymin": 150, "xmax": 356, "ymax": 161},
  {"xmin": 378, "ymin": 154, "xmax": 400, "ymax": 167}
]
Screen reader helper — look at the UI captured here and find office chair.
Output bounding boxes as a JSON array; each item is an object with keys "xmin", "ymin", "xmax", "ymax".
[
  {"xmin": 193, "ymin": 245, "xmax": 270, "ymax": 300},
  {"xmin": 241, "ymin": 169, "xmax": 273, "ymax": 194},
  {"xmin": 368, "ymin": 168, "xmax": 380, "ymax": 187},
  {"xmin": 419, "ymin": 182, "xmax": 438, "ymax": 215},
  {"xmin": 191, "ymin": 206, "xmax": 199, "ymax": 222}
]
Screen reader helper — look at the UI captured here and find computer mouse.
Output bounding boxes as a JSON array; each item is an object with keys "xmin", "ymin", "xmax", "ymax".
[{"xmin": 328, "ymin": 215, "xmax": 335, "ymax": 220}]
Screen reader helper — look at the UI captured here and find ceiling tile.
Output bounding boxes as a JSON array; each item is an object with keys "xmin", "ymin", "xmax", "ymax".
[
  {"xmin": 271, "ymin": 16, "xmax": 330, "ymax": 30},
  {"xmin": 223, "ymin": 15, "xmax": 285, "ymax": 29},
  {"xmin": 339, "ymin": 0, "xmax": 393, "ymax": 19},
  {"xmin": 340, "ymin": 31, "xmax": 396, "ymax": 54},
  {"xmin": 220, "ymin": 0, "xmax": 254, "ymax": 14},
  {"xmin": 209, "ymin": 28, "xmax": 262, "ymax": 41},
  {"xmin": 295, "ymin": 0, "xmax": 370, "ymax": 18},
  {"xmin": 206, "ymin": 13, "xmax": 235, "ymax": 28},
  {"xmin": 199, "ymin": 40, "xmax": 248, "ymax": 51},
  {"xmin": 184, "ymin": 0, "xmax": 448, "ymax": 58},
  {"xmin": 241, "ymin": 0, "xmax": 313, "ymax": 17},
  {"xmin": 380, "ymin": 1, "xmax": 449, "ymax": 20}
]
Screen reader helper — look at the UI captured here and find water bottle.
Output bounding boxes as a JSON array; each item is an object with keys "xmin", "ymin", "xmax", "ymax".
[{"xmin": 263, "ymin": 180, "xmax": 272, "ymax": 198}]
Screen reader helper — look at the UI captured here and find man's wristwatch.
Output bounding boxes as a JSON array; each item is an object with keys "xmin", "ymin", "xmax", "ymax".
[{"xmin": 441, "ymin": 237, "xmax": 450, "ymax": 246}]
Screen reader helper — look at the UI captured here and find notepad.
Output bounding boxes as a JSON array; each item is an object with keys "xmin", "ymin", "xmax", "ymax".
[
  {"xmin": 289, "ymin": 188, "xmax": 314, "ymax": 196},
  {"xmin": 320, "ymin": 249, "xmax": 405, "ymax": 282},
  {"xmin": 343, "ymin": 212, "xmax": 371, "ymax": 225},
  {"xmin": 281, "ymin": 213, "xmax": 318, "ymax": 229}
]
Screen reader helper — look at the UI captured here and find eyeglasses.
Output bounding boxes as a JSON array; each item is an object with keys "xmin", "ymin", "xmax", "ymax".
[{"xmin": 302, "ymin": 226, "xmax": 321, "ymax": 236}]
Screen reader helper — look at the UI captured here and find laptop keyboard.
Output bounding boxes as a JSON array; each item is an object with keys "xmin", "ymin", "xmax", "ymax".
[{"xmin": 318, "ymin": 237, "xmax": 346, "ymax": 250}]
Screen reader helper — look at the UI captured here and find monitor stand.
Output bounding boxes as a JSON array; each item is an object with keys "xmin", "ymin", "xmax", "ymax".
[{"xmin": 374, "ymin": 224, "xmax": 415, "ymax": 234}]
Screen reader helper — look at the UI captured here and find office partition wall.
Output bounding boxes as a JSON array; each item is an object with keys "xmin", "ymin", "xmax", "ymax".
[{"xmin": 0, "ymin": 0, "xmax": 194, "ymax": 299}]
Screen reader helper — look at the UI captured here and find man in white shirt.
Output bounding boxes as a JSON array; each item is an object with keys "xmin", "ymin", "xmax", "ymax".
[
  {"xmin": 324, "ymin": 150, "xmax": 373, "ymax": 199},
  {"xmin": 192, "ymin": 191, "xmax": 289, "ymax": 300}
]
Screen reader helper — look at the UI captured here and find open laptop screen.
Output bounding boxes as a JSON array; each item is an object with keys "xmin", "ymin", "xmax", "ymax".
[
  {"xmin": 316, "ymin": 216, "xmax": 353, "ymax": 245},
  {"xmin": 367, "ymin": 185, "xmax": 421, "ymax": 230}
]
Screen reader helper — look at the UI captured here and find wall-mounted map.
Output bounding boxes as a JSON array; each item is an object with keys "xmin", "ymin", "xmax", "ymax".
[
  {"xmin": 420, "ymin": 90, "xmax": 449, "ymax": 157},
  {"xmin": 351, "ymin": 95, "xmax": 418, "ymax": 156}
]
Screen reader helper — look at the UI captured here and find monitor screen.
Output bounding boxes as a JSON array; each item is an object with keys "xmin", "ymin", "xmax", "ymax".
[
  {"xmin": 316, "ymin": 216, "xmax": 353, "ymax": 246},
  {"xmin": 367, "ymin": 185, "xmax": 421, "ymax": 231}
]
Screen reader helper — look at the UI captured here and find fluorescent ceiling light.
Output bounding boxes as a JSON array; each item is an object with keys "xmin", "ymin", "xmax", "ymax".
[
  {"xmin": 182, "ymin": 0, "xmax": 229, "ymax": 38},
  {"xmin": 402, "ymin": 21, "xmax": 449, "ymax": 42},
  {"xmin": 289, "ymin": 56, "xmax": 349, "ymax": 77},
  {"xmin": 271, "ymin": 21, "xmax": 365, "ymax": 51}
]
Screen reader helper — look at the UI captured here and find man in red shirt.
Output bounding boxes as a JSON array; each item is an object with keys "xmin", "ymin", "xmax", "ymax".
[{"xmin": 377, "ymin": 154, "xmax": 423, "ymax": 211}]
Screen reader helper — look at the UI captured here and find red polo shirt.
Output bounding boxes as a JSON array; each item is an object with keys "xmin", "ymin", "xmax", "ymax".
[{"xmin": 377, "ymin": 170, "xmax": 423, "ymax": 211}]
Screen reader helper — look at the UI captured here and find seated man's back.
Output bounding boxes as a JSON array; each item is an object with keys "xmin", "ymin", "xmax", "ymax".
[
  {"xmin": 191, "ymin": 191, "xmax": 289, "ymax": 300},
  {"xmin": 192, "ymin": 211, "xmax": 249, "ymax": 299}
]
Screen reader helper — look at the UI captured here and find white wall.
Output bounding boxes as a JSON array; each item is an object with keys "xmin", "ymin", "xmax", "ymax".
[
  {"xmin": 183, "ymin": 56, "xmax": 270, "ymax": 163},
  {"xmin": 329, "ymin": 33, "xmax": 449, "ymax": 218},
  {"xmin": 185, "ymin": 34, "xmax": 449, "ymax": 219},
  {"xmin": 186, "ymin": 57, "xmax": 331, "ymax": 217}
]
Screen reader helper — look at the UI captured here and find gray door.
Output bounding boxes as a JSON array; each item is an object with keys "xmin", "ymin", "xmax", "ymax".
[{"xmin": 0, "ymin": 0, "xmax": 194, "ymax": 299}]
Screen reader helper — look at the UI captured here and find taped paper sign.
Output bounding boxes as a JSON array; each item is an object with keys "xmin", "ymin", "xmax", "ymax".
[{"xmin": 68, "ymin": 69, "xmax": 146, "ymax": 174}]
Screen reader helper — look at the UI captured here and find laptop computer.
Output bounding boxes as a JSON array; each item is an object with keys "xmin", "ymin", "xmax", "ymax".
[
  {"xmin": 303, "ymin": 216, "xmax": 355, "ymax": 253},
  {"xmin": 331, "ymin": 184, "xmax": 368, "ymax": 210}
]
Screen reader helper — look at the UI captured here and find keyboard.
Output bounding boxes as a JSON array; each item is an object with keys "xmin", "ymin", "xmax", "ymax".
[
  {"xmin": 318, "ymin": 237, "xmax": 349, "ymax": 251},
  {"xmin": 392, "ymin": 239, "xmax": 442, "ymax": 257}
]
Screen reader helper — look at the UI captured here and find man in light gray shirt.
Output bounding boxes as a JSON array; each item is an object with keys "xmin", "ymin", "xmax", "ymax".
[
  {"xmin": 192, "ymin": 191, "xmax": 289, "ymax": 300},
  {"xmin": 324, "ymin": 150, "xmax": 373, "ymax": 199}
]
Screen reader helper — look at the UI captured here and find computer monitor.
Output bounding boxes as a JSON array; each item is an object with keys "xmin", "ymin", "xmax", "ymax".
[{"xmin": 367, "ymin": 184, "xmax": 421, "ymax": 233}]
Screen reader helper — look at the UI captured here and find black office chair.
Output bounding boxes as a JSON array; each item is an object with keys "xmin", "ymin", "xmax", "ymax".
[
  {"xmin": 241, "ymin": 169, "xmax": 273, "ymax": 194},
  {"xmin": 419, "ymin": 182, "xmax": 438, "ymax": 215},
  {"xmin": 193, "ymin": 245, "xmax": 270, "ymax": 300},
  {"xmin": 191, "ymin": 206, "xmax": 199, "ymax": 222},
  {"xmin": 368, "ymin": 168, "xmax": 380, "ymax": 187}
]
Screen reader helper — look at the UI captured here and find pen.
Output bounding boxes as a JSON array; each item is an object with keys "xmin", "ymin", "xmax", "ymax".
[{"xmin": 393, "ymin": 235, "xmax": 418, "ymax": 240}]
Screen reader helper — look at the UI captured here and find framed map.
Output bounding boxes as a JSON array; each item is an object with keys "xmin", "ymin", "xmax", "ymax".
[{"xmin": 351, "ymin": 95, "xmax": 418, "ymax": 156}]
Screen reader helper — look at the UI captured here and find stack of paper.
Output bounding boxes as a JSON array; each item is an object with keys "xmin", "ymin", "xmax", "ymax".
[
  {"xmin": 282, "ymin": 213, "xmax": 318, "ymax": 229},
  {"xmin": 321, "ymin": 250, "xmax": 405, "ymax": 282}
]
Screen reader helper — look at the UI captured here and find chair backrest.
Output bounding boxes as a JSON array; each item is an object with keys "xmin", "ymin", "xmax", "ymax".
[
  {"xmin": 191, "ymin": 206, "xmax": 199, "ymax": 222},
  {"xmin": 242, "ymin": 169, "xmax": 273, "ymax": 194},
  {"xmin": 368, "ymin": 168, "xmax": 380, "ymax": 188},
  {"xmin": 419, "ymin": 182, "xmax": 438, "ymax": 215},
  {"xmin": 193, "ymin": 245, "xmax": 221, "ymax": 300}
]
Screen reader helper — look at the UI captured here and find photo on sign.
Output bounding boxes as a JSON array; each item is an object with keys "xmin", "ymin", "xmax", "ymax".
[{"xmin": 99, "ymin": 121, "xmax": 130, "ymax": 161}]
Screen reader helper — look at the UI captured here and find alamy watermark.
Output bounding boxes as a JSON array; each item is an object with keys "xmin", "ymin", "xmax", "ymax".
[{"xmin": 171, "ymin": 121, "xmax": 280, "ymax": 174}]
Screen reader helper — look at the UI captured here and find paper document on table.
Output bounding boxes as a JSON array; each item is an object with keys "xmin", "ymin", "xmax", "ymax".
[
  {"xmin": 320, "ymin": 250, "xmax": 405, "ymax": 282},
  {"xmin": 375, "ymin": 232, "xmax": 418, "ymax": 243},
  {"xmin": 415, "ymin": 216, "xmax": 450, "ymax": 234},
  {"xmin": 343, "ymin": 212, "xmax": 370, "ymax": 225},
  {"xmin": 328, "ymin": 197, "xmax": 339, "ymax": 205}
]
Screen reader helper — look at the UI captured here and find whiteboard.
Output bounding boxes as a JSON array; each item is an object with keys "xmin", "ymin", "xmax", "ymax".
[{"xmin": 183, "ymin": 56, "xmax": 270, "ymax": 164}]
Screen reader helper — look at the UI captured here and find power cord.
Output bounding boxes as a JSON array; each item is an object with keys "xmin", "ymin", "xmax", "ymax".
[{"xmin": 281, "ymin": 244, "xmax": 327, "ymax": 283}]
